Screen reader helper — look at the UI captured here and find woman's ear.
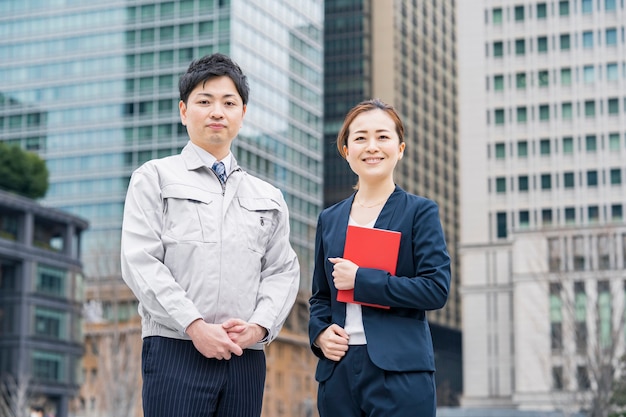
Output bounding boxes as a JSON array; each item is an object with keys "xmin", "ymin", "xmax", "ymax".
[
  {"xmin": 343, "ymin": 145, "xmax": 348, "ymax": 157},
  {"xmin": 398, "ymin": 142, "xmax": 406, "ymax": 159}
]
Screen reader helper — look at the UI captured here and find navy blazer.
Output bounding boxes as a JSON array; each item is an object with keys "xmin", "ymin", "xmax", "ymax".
[{"xmin": 309, "ymin": 186, "xmax": 451, "ymax": 382}]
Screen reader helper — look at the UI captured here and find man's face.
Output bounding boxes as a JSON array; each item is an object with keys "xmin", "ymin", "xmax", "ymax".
[{"xmin": 179, "ymin": 75, "xmax": 246, "ymax": 159}]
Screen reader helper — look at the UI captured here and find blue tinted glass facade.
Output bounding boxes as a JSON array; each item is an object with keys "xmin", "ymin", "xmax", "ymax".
[{"xmin": 0, "ymin": 0, "xmax": 323, "ymax": 287}]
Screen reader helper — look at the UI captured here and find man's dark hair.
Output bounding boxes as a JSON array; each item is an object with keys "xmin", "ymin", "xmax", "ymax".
[{"xmin": 178, "ymin": 53, "xmax": 249, "ymax": 105}]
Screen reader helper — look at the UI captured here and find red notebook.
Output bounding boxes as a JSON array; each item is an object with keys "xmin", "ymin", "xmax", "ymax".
[{"xmin": 337, "ymin": 225, "xmax": 401, "ymax": 309}]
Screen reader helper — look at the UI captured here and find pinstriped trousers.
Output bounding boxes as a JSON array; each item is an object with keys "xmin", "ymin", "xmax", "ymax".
[{"xmin": 141, "ymin": 336, "xmax": 266, "ymax": 417}]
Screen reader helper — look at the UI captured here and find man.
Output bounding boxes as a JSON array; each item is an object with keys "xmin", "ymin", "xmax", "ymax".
[{"xmin": 121, "ymin": 53, "xmax": 300, "ymax": 417}]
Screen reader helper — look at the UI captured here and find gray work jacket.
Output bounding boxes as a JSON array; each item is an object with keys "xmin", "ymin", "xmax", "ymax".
[{"xmin": 120, "ymin": 142, "xmax": 300, "ymax": 349}]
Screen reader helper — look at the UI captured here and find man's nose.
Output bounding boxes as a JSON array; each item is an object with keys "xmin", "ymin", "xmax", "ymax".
[{"xmin": 210, "ymin": 103, "xmax": 224, "ymax": 118}]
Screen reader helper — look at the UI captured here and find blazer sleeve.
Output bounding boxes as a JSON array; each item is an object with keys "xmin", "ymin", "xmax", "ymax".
[
  {"xmin": 353, "ymin": 198, "xmax": 451, "ymax": 310},
  {"xmin": 308, "ymin": 214, "xmax": 333, "ymax": 358}
]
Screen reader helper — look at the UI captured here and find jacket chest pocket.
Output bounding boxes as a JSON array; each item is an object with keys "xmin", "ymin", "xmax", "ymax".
[
  {"xmin": 237, "ymin": 197, "xmax": 281, "ymax": 254},
  {"xmin": 162, "ymin": 185, "xmax": 218, "ymax": 242}
]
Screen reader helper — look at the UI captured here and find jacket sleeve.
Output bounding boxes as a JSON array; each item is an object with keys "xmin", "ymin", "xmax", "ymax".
[
  {"xmin": 247, "ymin": 191, "xmax": 300, "ymax": 344},
  {"xmin": 120, "ymin": 168, "xmax": 202, "ymax": 335},
  {"xmin": 353, "ymin": 199, "xmax": 451, "ymax": 310},
  {"xmin": 308, "ymin": 214, "xmax": 332, "ymax": 358}
]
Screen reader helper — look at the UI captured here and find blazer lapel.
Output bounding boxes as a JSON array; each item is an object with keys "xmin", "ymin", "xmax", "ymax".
[{"xmin": 374, "ymin": 186, "xmax": 403, "ymax": 231}]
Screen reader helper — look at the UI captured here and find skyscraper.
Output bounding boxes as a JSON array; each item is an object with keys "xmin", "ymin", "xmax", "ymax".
[
  {"xmin": 1, "ymin": 1, "xmax": 322, "ymax": 416},
  {"xmin": 324, "ymin": 0, "xmax": 462, "ymax": 404},
  {"xmin": 458, "ymin": 0, "xmax": 626, "ymax": 412}
]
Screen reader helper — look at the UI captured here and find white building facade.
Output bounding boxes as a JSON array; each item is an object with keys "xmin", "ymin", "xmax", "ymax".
[{"xmin": 458, "ymin": 0, "xmax": 626, "ymax": 413}]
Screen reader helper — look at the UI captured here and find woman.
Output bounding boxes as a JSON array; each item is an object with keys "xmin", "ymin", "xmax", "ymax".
[{"xmin": 309, "ymin": 98, "xmax": 451, "ymax": 417}]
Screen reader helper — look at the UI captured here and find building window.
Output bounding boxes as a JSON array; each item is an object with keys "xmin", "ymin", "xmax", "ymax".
[
  {"xmin": 553, "ymin": 367, "xmax": 564, "ymax": 390},
  {"xmin": 516, "ymin": 72, "xmax": 527, "ymax": 89},
  {"xmin": 605, "ymin": 0, "xmax": 616, "ymax": 11},
  {"xmin": 33, "ymin": 351, "xmax": 65, "ymax": 382},
  {"xmin": 537, "ymin": 3, "xmax": 547, "ymax": 18},
  {"xmin": 562, "ymin": 102, "xmax": 573, "ymax": 120},
  {"xmin": 539, "ymin": 104, "xmax": 550, "ymax": 121},
  {"xmin": 34, "ymin": 307, "xmax": 66, "ymax": 340},
  {"xmin": 607, "ymin": 63, "xmax": 619, "ymax": 81},
  {"xmin": 598, "ymin": 281, "xmax": 612, "ymax": 349},
  {"xmin": 584, "ymin": 100, "xmax": 596, "ymax": 117},
  {"xmin": 565, "ymin": 207, "xmax": 576, "ymax": 223},
  {"xmin": 540, "ymin": 139, "xmax": 551, "ymax": 155},
  {"xmin": 584, "ymin": 65, "xmax": 595, "ymax": 83},
  {"xmin": 518, "ymin": 175, "xmax": 529, "ymax": 191},
  {"xmin": 562, "ymin": 136, "xmax": 574, "ymax": 154},
  {"xmin": 610, "ymin": 168, "xmax": 622, "ymax": 185},
  {"xmin": 537, "ymin": 36, "xmax": 548, "ymax": 52},
  {"xmin": 582, "ymin": 0, "xmax": 593, "ymax": 13},
  {"xmin": 494, "ymin": 75, "xmax": 504, "ymax": 91},
  {"xmin": 542, "ymin": 209, "xmax": 553, "ymax": 226},
  {"xmin": 36, "ymin": 265, "xmax": 66, "ymax": 298},
  {"xmin": 493, "ymin": 41, "xmax": 504, "ymax": 57},
  {"xmin": 585, "ymin": 135, "xmax": 597, "ymax": 151},
  {"xmin": 611, "ymin": 204, "xmax": 623, "ymax": 221},
  {"xmin": 582, "ymin": 31, "xmax": 594, "ymax": 48},
  {"xmin": 492, "ymin": 7, "xmax": 503, "ymax": 24},
  {"xmin": 538, "ymin": 70, "xmax": 549, "ymax": 87},
  {"xmin": 548, "ymin": 237, "xmax": 561, "ymax": 270},
  {"xmin": 563, "ymin": 172, "xmax": 575, "ymax": 188},
  {"xmin": 495, "ymin": 142, "xmax": 506, "ymax": 158},
  {"xmin": 514, "ymin": 5, "xmax": 525, "ymax": 21},
  {"xmin": 560, "ymin": 68, "xmax": 572, "ymax": 86},
  {"xmin": 574, "ymin": 281, "xmax": 587, "ymax": 353},
  {"xmin": 577, "ymin": 366, "xmax": 591, "ymax": 390},
  {"xmin": 587, "ymin": 170, "xmax": 598, "ymax": 187},
  {"xmin": 517, "ymin": 106, "xmax": 528, "ymax": 123},
  {"xmin": 608, "ymin": 98, "xmax": 619, "ymax": 115},
  {"xmin": 609, "ymin": 133, "xmax": 621, "ymax": 151},
  {"xmin": 519, "ymin": 210, "xmax": 530, "ymax": 228},
  {"xmin": 496, "ymin": 212, "xmax": 507, "ymax": 238},
  {"xmin": 559, "ymin": 0, "xmax": 570, "ymax": 16},
  {"xmin": 494, "ymin": 109, "xmax": 505, "ymax": 124},
  {"xmin": 606, "ymin": 28, "xmax": 617, "ymax": 46},
  {"xmin": 550, "ymin": 283, "xmax": 563, "ymax": 351},
  {"xmin": 541, "ymin": 174, "xmax": 552, "ymax": 190},
  {"xmin": 517, "ymin": 140, "xmax": 528, "ymax": 157},
  {"xmin": 573, "ymin": 235, "xmax": 585, "ymax": 270},
  {"xmin": 495, "ymin": 177, "xmax": 506, "ymax": 193},
  {"xmin": 588, "ymin": 206, "xmax": 599, "ymax": 223},
  {"xmin": 559, "ymin": 34, "xmax": 570, "ymax": 50},
  {"xmin": 597, "ymin": 234, "xmax": 611, "ymax": 270},
  {"xmin": 515, "ymin": 39, "xmax": 526, "ymax": 55}
]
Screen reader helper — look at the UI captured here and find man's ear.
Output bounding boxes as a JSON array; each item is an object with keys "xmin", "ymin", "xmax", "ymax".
[{"xmin": 179, "ymin": 100, "xmax": 187, "ymax": 125}]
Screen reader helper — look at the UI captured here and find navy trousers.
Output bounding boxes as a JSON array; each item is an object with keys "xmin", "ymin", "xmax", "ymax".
[
  {"xmin": 142, "ymin": 336, "xmax": 266, "ymax": 417},
  {"xmin": 317, "ymin": 345, "xmax": 436, "ymax": 417}
]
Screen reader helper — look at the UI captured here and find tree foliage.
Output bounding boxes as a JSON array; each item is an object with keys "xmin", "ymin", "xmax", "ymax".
[{"xmin": 0, "ymin": 142, "xmax": 48, "ymax": 199}]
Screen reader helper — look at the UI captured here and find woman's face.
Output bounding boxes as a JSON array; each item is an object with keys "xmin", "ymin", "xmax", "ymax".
[{"xmin": 343, "ymin": 109, "xmax": 405, "ymax": 183}]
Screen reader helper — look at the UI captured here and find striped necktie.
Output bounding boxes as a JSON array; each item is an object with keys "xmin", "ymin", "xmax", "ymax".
[{"xmin": 212, "ymin": 161, "xmax": 227, "ymax": 184}]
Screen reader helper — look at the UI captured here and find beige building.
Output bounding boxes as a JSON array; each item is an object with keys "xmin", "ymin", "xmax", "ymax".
[{"xmin": 458, "ymin": 0, "xmax": 626, "ymax": 413}]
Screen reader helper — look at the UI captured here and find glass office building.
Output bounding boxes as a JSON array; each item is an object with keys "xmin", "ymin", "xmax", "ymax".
[{"xmin": 0, "ymin": 0, "xmax": 323, "ymax": 291}]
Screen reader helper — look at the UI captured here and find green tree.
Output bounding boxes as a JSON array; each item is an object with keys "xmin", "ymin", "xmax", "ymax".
[{"xmin": 0, "ymin": 142, "xmax": 48, "ymax": 199}]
